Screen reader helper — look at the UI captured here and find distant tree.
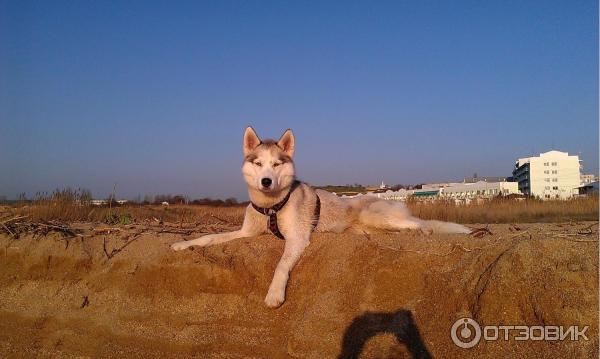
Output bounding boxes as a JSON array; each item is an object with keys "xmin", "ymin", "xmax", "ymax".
[
  {"xmin": 172, "ymin": 195, "xmax": 186, "ymax": 204},
  {"xmin": 143, "ymin": 195, "xmax": 154, "ymax": 204},
  {"xmin": 191, "ymin": 197, "xmax": 242, "ymax": 206},
  {"xmin": 79, "ymin": 189, "xmax": 92, "ymax": 206},
  {"xmin": 224, "ymin": 197, "xmax": 238, "ymax": 205},
  {"xmin": 315, "ymin": 185, "xmax": 367, "ymax": 194},
  {"xmin": 154, "ymin": 194, "xmax": 172, "ymax": 204},
  {"xmin": 107, "ymin": 190, "xmax": 116, "ymax": 205},
  {"xmin": 195, "ymin": 197, "xmax": 211, "ymax": 205}
]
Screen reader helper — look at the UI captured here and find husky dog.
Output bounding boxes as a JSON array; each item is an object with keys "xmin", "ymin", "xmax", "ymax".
[{"xmin": 171, "ymin": 127, "xmax": 470, "ymax": 308}]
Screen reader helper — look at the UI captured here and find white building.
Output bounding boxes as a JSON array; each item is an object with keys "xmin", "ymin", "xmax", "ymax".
[
  {"xmin": 371, "ymin": 188, "xmax": 414, "ymax": 201},
  {"xmin": 581, "ymin": 173, "xmax": 599, "ymax": 186},
  {"xmin": 362, "ymin": 188, "xmax": 436, "ymax": 201},
  {"xmin": 439, "ymin": 181, "xmax": 519, "ymax": 201},
  {"xmin": 364, "ymin": 180, "xmax": 519, "ymax": 203},
  {"xmin": 513, "ymin": 150, "xmax": 581, "ymax": 199}
]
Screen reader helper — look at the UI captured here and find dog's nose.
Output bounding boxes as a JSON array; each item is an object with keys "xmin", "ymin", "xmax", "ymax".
[{"xmin": 261, "ymin": 178, "xmax": 272, "ymax": 188}]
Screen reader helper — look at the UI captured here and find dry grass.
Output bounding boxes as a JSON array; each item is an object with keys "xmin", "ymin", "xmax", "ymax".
[
  {"xmin": 3, "ymin": 189, "xmax": 597, "ymax": 225},
  {"xmin": 407, "ymin": 195, "xmax": 598, "ymax": 224},
  {"xmin": 21, "ymin": 203, "xmax": 245, "ymax": 225},
  {"xmin": 9, "ymin": 204, "xmax": 246, "ymax": 226},
  {"xmin": 5, "ymin": 189, "xmax": 246, "ymax": 226}
]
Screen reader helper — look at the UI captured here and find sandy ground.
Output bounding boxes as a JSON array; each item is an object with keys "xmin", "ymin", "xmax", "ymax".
[{"xmin": 0, "ymin": 220, "xmax": 598, "ymax": 358}]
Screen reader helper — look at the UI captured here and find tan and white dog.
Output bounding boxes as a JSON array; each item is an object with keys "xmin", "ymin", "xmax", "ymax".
[{"xmin": 171, "ymin": 127, "xmax": 470, "ymax": 308}]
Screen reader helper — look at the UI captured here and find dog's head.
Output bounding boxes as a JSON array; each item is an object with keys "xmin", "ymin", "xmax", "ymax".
[{"xmin": 241, "ymin": 127, "xmax": 296, "ymax": 194}]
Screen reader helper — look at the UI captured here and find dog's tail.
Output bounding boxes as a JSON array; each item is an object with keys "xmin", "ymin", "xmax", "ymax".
[{"xmin": 423, "ymin": 220, "xmax": 471, "ymax": 234}]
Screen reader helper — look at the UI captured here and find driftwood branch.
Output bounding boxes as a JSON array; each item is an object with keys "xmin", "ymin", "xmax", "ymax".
[
  {"xmin": 93, "ymin": 227, "xmax": 121, "ymax": 234},
  {"xmin": 156, "ymin": 228, "xmax": 195, "ymax": 235},
  {"xmin": 0, "ymin": 219, "xmax": 84, "ymax": 239},
  {"xmin": 35, "ymin": 222, "xmax": 83, "ymax": 237}
]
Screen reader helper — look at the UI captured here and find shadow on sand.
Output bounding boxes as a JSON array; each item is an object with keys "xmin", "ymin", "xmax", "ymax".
[{"xmin": 338, "ymin": 309, "xmax": 432, "ymax": 359}]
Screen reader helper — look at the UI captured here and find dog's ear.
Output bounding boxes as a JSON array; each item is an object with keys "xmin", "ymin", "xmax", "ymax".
[
  {"xmin": 243, "ymin": 127, "xmax": 261, "ymax": 156},
  {"xmin": 277, "ymin": 129, "xmax": 295, "ymax": 157}
]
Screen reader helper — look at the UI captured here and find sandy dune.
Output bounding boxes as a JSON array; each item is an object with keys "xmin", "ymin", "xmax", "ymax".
[{"xmin": 0, "ymin": 221, "xmax": 597, "ymax": 358}]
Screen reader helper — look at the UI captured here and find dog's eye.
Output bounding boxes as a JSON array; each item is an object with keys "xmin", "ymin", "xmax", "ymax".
[
  {"xmin": 273, "ymin": 162, "xmax": 281, "ymax": 167},
  {"xmin": 254, "ymin": 161, "xmax": 262, "ymax": 167}
]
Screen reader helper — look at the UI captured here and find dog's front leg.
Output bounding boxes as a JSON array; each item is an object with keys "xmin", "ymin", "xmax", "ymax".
[
  {"xmin": 264, "ymin": 234, "xmax": 310, "ymax": 308},
  {"xmin": 171, "ymin": 205, "xmax": 264, "ymax": 251},
  {"xmin": 171, "ymin": 230, "xmax": 248, "ymax": 251}
]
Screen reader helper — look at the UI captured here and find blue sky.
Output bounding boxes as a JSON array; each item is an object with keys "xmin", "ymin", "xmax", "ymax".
[{"xmin": 1, "ymin": 1, "xmax": 597, "ymax": 200}]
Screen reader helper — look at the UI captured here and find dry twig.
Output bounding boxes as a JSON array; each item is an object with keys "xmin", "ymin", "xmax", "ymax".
[
  {"xmin": 209, "ymin": 214, "xmax": 230, "ymax": 224},
  {"xmin": 103, "ymin": 235, "xmax": 140, "ymax": 260},
  {"xmin": 81, "ymin": 296, "xmax": 89, "ymax": 308}
]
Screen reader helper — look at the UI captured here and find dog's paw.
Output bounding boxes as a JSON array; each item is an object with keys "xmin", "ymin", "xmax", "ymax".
[
  {"xmin": 170, "ymin": 241, "xmax": 190, "ymax": 251},
  {"xmin": 264, "ymin": 289, "xmax": 285, "ymax": 308}
]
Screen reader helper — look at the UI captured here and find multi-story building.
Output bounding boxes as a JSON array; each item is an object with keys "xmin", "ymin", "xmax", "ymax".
[
  {"xmin": 513, "ymin": 150, "xmax": 581, "ymax": 199},
  {"xmin": 581, "ymin": 173, "xmax": 599, "ymax": 186}
]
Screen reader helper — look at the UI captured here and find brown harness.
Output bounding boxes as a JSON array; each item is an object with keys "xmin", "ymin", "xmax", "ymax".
[{"xmin": 251, "ymin": 180, "xmax": 321, "ymax": 240}]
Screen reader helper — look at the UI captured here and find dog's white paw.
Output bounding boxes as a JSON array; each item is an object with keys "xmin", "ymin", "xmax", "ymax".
[
  {"xmin": 170, "ymin": 241, "xmax": 190, "ymax": 251},
  {"xmin": 264, "ymin": 289, "xmax": 285, "ymax": 308}
]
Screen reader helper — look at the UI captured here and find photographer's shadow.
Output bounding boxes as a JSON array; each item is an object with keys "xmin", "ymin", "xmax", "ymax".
[{"xmin": 338, "ymin": 309, "xmax": 432, "ymax": 359}]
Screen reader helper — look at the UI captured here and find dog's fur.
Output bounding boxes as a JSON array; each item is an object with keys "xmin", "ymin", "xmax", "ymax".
[{"xmin": 171, "ymin": 127, "xmax": 470, "ymax": 308}]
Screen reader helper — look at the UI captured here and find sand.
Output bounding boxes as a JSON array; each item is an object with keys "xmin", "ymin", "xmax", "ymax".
[{"xmin": 0, "ymin": 220, "xmax": 598, "ymax": 358}]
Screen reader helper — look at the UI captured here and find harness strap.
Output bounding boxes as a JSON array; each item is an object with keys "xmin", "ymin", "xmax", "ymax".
[
  {"xmin": 312, "ymin": 194, "xmax": 321, "ymax": 230},
  {"xmin": 251, "ymin": 180, "xmax": 321, "ymax": 240}
]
